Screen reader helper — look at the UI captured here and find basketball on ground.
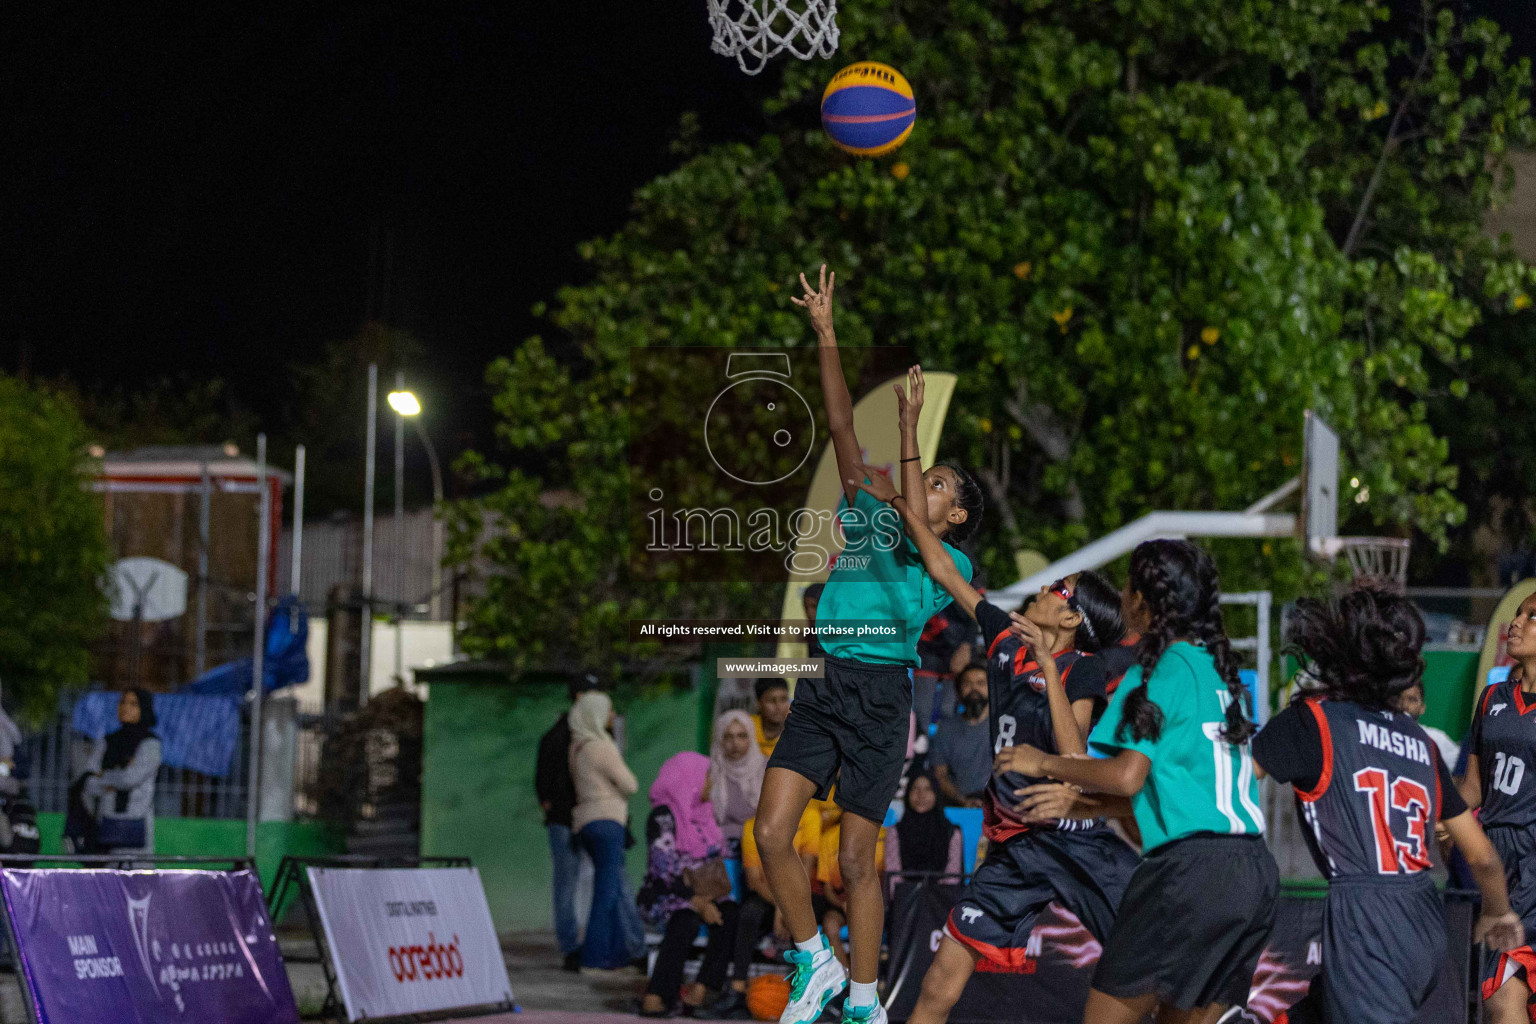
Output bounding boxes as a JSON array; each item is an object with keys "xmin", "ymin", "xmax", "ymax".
[
  {"xmin": 820, "ymin": 61, "xmax": 916, "ymax": 157},
  {"xmin": 746, "ymin": 973, "xmax": 792, "ymax": 1021}
]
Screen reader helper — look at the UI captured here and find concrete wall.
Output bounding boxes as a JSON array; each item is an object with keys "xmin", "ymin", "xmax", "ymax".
[{"xmin": 419, "ymin": 680, "xmax": 701, "ymax": 933}]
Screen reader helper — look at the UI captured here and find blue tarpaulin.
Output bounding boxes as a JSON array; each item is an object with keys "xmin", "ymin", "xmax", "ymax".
[
  {"xmin": 181, "ymin": 595, "xmax": 310, "ymax": 697},
  {"xmin": 72, "ymin": 693, "xmax": 242, "ymax": 778}
]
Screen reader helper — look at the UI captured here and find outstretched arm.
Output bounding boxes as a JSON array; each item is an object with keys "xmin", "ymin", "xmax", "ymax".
[
  {"xmin": 793, "ymin": 265, "xmax": 863, "ymax": 505},
  {"xmin": 995, "ymin": 743, "xmax": 1152, "ymax": 798},
  {"xmin": 896, "ymin": 365, "xmax": 924, "ymax": 518},
  {"xmin": 851, "ymin": 465, "xmax": 983, "ymax": 619}
]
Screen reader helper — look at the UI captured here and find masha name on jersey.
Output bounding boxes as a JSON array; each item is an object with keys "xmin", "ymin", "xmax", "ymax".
[{"xmin": 1356, "ymin": 720, "xmax": 1432, "ymax": 767}]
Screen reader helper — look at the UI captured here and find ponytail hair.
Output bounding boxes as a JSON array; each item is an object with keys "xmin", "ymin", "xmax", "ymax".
[
  {"xmin": 1283, "ymin": 587, "xmax": 1425, "ymax": 711},
  {"xmin": 1068, "ymin": 571, "xmax": 1126, "ymax": 654},
  {"xmin": 937, "ymin": 461, "xmax": 985, "ymax": 546},
  {"xmin": 1116, "ymin": 540, "xmax": 1252, "ymax": 745}
]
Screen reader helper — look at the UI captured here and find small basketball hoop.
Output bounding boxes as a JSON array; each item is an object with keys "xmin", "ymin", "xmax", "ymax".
[
  {"xmin": 706, "ymin": 0, "xmax": 839, "ymax": 76},
  {"xmin": 1318, "ymin": 537, "xmax": 1411, "ymax": 593}
]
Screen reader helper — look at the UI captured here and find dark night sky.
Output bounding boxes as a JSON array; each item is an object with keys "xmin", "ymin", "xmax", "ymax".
[
  {"xmin": 3, "ymin": 4, "xmax": 779, "ymax": 446},
  {"xmin": 4, "ymin": 4, "xmax": 1531, "ymax": 456}
]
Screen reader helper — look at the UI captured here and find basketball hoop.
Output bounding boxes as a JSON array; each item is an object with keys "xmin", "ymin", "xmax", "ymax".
[
  {"xmin": 706, "ymin": 0, "xmax": 839, "ymax": 76},
  {"xmin": 1316, "ymin": 537, "xmax": 1411, "ymax": 593}
]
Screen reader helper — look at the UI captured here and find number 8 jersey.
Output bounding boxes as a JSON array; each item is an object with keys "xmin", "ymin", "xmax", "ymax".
[
  {"xmin": 1254, "ymin": 696, "xmax": 1465, "ymax": 880},
  {"xmin": 1469, "ymin": 679, "xmax": 1536, "ymax": 828}
]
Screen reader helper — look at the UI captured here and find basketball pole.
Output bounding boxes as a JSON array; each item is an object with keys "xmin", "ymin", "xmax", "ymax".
[{"xmin": 247, "ymin": 433, "xmax": 269, "ymax": 860}]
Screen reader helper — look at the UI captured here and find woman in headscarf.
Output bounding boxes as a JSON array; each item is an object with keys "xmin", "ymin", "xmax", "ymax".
[
  {"xmin": 638, "ymin": 751, "xmax": 739, "ymax": 1017},
  {"xmin": 569, "ymin": 690, "xmax": 639, "ymax": 970},
  {"xmin": 84, "ymin": 689, "xmax": 163, "ymax": 854},
  {"xmin": 709, "ymin": 710, "xmax": 768, "ymax": 854},
  {"xmin": 884, "ymin": 772, "xmax": 962, "ymax": 877}
]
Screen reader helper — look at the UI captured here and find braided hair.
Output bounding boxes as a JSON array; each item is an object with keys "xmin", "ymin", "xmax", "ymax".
[
  {"xmin": 936, "ymin": 461, "xmax": 985, "ymax": 545},
  {"xmin": 1116, "ymin": 539, "xmax": 1253, "ymax": 744},
  {"xmin": 1284, "ymin": 587, "xmax": 1425, "ymax": 711},
  {"xmin": 1067, "ymin": 571, "xmax": 1127, "ymax": 654}
]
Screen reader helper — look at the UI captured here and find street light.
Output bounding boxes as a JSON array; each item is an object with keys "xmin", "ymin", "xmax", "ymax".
[{"xmin": 387, "ymin": 391, "xmax": 421, "ymax": 417}]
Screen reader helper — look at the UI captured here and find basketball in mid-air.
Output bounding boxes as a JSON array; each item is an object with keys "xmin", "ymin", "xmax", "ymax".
[
  {"xmin": 746, "ymin": 974, "xmax": 791, "ymax": 1021},
  {"xmin": 820, "ymin": 61, "xmax": 916, "ymax": 158}
]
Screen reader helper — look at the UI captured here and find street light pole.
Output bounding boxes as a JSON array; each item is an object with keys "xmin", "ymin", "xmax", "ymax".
[
  {"xmin": 246, "ymin": 433, "xmax": 269, "ymax": 859},
  {"xmin": 393, "ymin": 371, "xmax": 405, "ymax": 687},
  {"xmin": 361, "ymin": 364, "xmax": 377, "ymax": 708}
]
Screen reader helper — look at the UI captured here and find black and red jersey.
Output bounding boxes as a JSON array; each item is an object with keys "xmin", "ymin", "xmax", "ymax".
[
  {"xmin": 972, "ymin": 601, "xmax": 1109, "ymax": 842},
  {"xmin": 1468, "ymin": 679, "xmax": 1536, "ymax": 828},
  {"xmin": 1254, "ymin": 696, "xmax": 1464, "ymax": 881}
]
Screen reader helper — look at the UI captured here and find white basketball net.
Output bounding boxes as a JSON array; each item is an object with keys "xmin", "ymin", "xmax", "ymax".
[
  {"xmin": 1336, "ymin": 537, "xmax": 1411, "ymax": 593},
  {"xmin": 706, "ymin": 0, "xmax": 839, "ymax": 76}
]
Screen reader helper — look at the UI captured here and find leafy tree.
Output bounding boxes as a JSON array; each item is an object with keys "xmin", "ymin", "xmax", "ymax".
[
  {"xmin": 0, "ymin": 376, "xmax": 111, "ymax": 719},
  {"xmin": 451, "ymin": 0, "xmax": 1533, "ymax": 669},
  {"xmin": 67, "ymin": 375, "xmax": 259, "ymax": 453}
]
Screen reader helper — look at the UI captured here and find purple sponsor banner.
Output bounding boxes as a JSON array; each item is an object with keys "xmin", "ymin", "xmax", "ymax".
[{"xmin": 0, "ymin": 868, "xmax": 299, "ymax": 1024}]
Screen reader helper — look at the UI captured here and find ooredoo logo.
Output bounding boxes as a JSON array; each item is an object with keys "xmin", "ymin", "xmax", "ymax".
[{"xmin": 387, "ymin": 932, "xmax": 464, "ymax": 983}]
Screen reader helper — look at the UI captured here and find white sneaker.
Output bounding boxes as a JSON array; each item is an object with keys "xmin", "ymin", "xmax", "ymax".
[
  {"xmin": 779, "ymin": 940, "xmax": 847, "ymax": 1024},
  {"xmin": 841, "ymin": 1000, "xmax": 887, "ymax": 1024}
]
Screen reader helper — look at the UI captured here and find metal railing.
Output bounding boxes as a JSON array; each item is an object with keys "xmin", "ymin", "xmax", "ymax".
[{"xmin": 18, "ymin": 702, "xmax": 346, "ymax": 823}]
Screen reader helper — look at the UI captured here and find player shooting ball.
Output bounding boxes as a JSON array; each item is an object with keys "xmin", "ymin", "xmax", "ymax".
[
  {"xmin": 753, "ymin": 267, "xmax": 981, "ymax": 1024},
  {"xmin": 849, "ymin": 365, "xmax": 1137, "ymax": 1024}
]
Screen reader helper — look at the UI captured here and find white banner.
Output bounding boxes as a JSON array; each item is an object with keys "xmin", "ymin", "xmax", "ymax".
[{"xmin": 305, "ymin": 867, "xmax": 514, "ymax": 1021}]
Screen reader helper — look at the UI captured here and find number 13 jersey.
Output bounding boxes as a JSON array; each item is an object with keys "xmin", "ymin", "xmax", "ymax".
[
  {"xmin": 1469, "ymin": 679, "xmax": 1536, "ymax": 828},
  {"xmin": 1254, "ymin": 696, "xmax": 1465, "ymax": 880}
]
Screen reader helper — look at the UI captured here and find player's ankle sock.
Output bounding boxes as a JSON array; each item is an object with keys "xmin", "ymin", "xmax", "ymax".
[
  {"xmin": 848, "ymin": 981, "xmax": 877, "ymax": 1007},
  {"xmin": 795, "ymin": 932, "xmax": 826, "ymax": 956}
]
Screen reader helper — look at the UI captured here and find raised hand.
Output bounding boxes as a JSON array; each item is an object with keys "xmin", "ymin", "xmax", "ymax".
[
  {"xmin": 1008, "ymin": 611, "xmax": 1046, "ymax": 653},
  {"xmin": 892, "ymin": 364, "xmax": 925, "ymax": 432},
  {"xmin": 790, "ymin": 264, "xmax": 837, "ymax": 339},
  {"xmin": 849, "ymin": 465, "xmax": 898, "ymax": 503}
]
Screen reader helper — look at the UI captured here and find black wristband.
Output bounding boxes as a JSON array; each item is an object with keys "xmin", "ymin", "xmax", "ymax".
[
  {"xmin": 900, "ymin": 456, "xmax": 922, "ymax": 464},
  {"xmin": 886, "ymin": 495, "xmax": 905, "ymax": 506}
]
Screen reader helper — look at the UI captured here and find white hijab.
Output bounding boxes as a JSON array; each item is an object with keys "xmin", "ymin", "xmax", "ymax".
[
  {"xmin": 568, "ymin": 691, "xmax": 615, "ymax": 754},
  {"xmin": 709, "ymin": 710, "xmax": 767, "ymax": 823}
]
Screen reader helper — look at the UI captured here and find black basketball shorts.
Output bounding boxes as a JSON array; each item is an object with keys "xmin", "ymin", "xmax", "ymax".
[
  {"xmin": 767, "ymin": 654, "xmax": 911, "ymax": 824},
  {"xmin": 944, "ymin": 827, "xmax": 1138, "ymax": 969},
  {"xmin": 1318, "ymin": 874, "xmax": 1443, "ymax": 1024},
  {"xmin": 1093, "ymin": 833, "xmax": 1278, "ymax": 1010}
]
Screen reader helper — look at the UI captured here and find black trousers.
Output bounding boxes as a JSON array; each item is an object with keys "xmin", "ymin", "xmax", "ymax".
[
  {"xmin": 647, "ymin": 900, "xmax": 741, "ymax": 1004},
  {"xmin": 731, "ymin": 893, "xmax": 775, "ymax": 983}
]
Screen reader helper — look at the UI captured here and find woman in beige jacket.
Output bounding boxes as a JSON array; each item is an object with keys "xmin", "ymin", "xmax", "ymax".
[{"xmin": 570, "ymin": 691, "xmax": 640, "ymax": 969}]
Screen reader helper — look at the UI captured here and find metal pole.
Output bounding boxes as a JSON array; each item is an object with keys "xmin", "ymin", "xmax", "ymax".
[
  {"xmin": 1256, "ymin": 590, "xmax": 1273, "ymax": 725},
  {"xmin": 247, "ymin": 434, "xmax": 270, "ymax": 858},
  {"xmin": 411, "ymin": 418, "xmax": 445, "ymax": 621},
  {"xmin": 195, "ymin": 462, "xmax": 211, "ymax": 677},
  {"xmin": 291, "ymin": 445, "xmax": 306, "ymax": 597},
  {"xmin": 361, "ymin": 364, "xmax": 377, "ymax": 708},
  {"xmin": 393, "ymin": 371, "xmax": 405, "ymax": 686}
]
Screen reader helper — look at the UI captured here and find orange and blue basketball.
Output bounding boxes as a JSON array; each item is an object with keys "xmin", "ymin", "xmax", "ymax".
[{"xmin": 820, "ymin": 61, "xmax": 915, "ymax": 158}]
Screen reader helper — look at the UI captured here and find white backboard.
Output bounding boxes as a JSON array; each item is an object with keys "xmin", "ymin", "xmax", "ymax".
[
  {"xmin": 108, "ymin": 556, "xmax": 188, "ymax": 622},
  {"xmin": 1301, "ymin": 411, "xmax": 1339, "ymax": 556}
]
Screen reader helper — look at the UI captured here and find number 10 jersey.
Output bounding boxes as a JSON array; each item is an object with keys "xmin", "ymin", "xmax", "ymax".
[{"xmin": 1470, "ymin": 679, "xmax": 1536, "ymax": 829}]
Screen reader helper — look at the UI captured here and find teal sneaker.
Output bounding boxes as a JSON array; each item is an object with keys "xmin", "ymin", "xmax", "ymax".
[{"xmin": 779, "ymin": 940, "xmax": 846, "ymax": 1024}]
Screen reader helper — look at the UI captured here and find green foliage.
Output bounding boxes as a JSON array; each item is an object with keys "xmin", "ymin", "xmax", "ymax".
[
  {"xmin": 453, "ymin": 0, "xmax": 1533, "ymax": 668},
  {"xmin": 0, "ymin": 377, "xmax": 111, "ymax": 720},
  {"xmin": 69, "ymin": 376, "xmax": 259, "ymax": 453}
]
